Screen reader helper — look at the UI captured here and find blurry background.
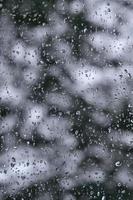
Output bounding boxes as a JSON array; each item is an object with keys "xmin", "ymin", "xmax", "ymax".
[{"xmin": 0, "ymin": 0, "xmax": 133, "ymax": 199}]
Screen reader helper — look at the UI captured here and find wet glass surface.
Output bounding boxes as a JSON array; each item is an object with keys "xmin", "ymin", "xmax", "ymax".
[{"xmin": 0, "ymin": 0, "xmax": 133, "ymax": 199}]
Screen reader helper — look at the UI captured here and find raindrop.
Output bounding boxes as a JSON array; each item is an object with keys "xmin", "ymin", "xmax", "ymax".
[
  {"xmin": 115, "ymin": 161, "xmax": 122, "ymax": 167},
  {"xmin": 102, "ymin": 196, "xmax": 106, "ymax": 200}
]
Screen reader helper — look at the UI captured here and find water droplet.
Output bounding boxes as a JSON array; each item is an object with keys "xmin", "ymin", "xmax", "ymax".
[
  {"xmin": 97, "ymin": 192, "xmax": 100, "ymax": 196},
  {"xmin": 102, "ymin": 196, "xmax": 106, "ymax": 200},
  {"xmin": 115, "ymin": 161, "xmax": 122, "ymax": 167}
]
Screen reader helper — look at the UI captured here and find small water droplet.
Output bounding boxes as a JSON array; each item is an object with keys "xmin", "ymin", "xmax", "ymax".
[
  {"xmin": 97, "ymin": 191, "xmax": 100, "ymax": 196},
  {"xmin": 115, "ymin": 161, "xmax": 122, "ymax": 167},
  {"xmin": 102, "ymin": 196, "xmax": 106, "ymax": 200}
]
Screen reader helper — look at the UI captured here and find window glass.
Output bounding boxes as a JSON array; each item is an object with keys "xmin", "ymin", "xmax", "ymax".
[{"xmin": 0, "ymin": 0, "xmax": 133, "ymax": 199}]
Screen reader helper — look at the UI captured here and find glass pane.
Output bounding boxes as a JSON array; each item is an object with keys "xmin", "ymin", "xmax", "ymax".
[{"xmin": 0, "ymin": 0, "xmax": 133, "ymax": 199}]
